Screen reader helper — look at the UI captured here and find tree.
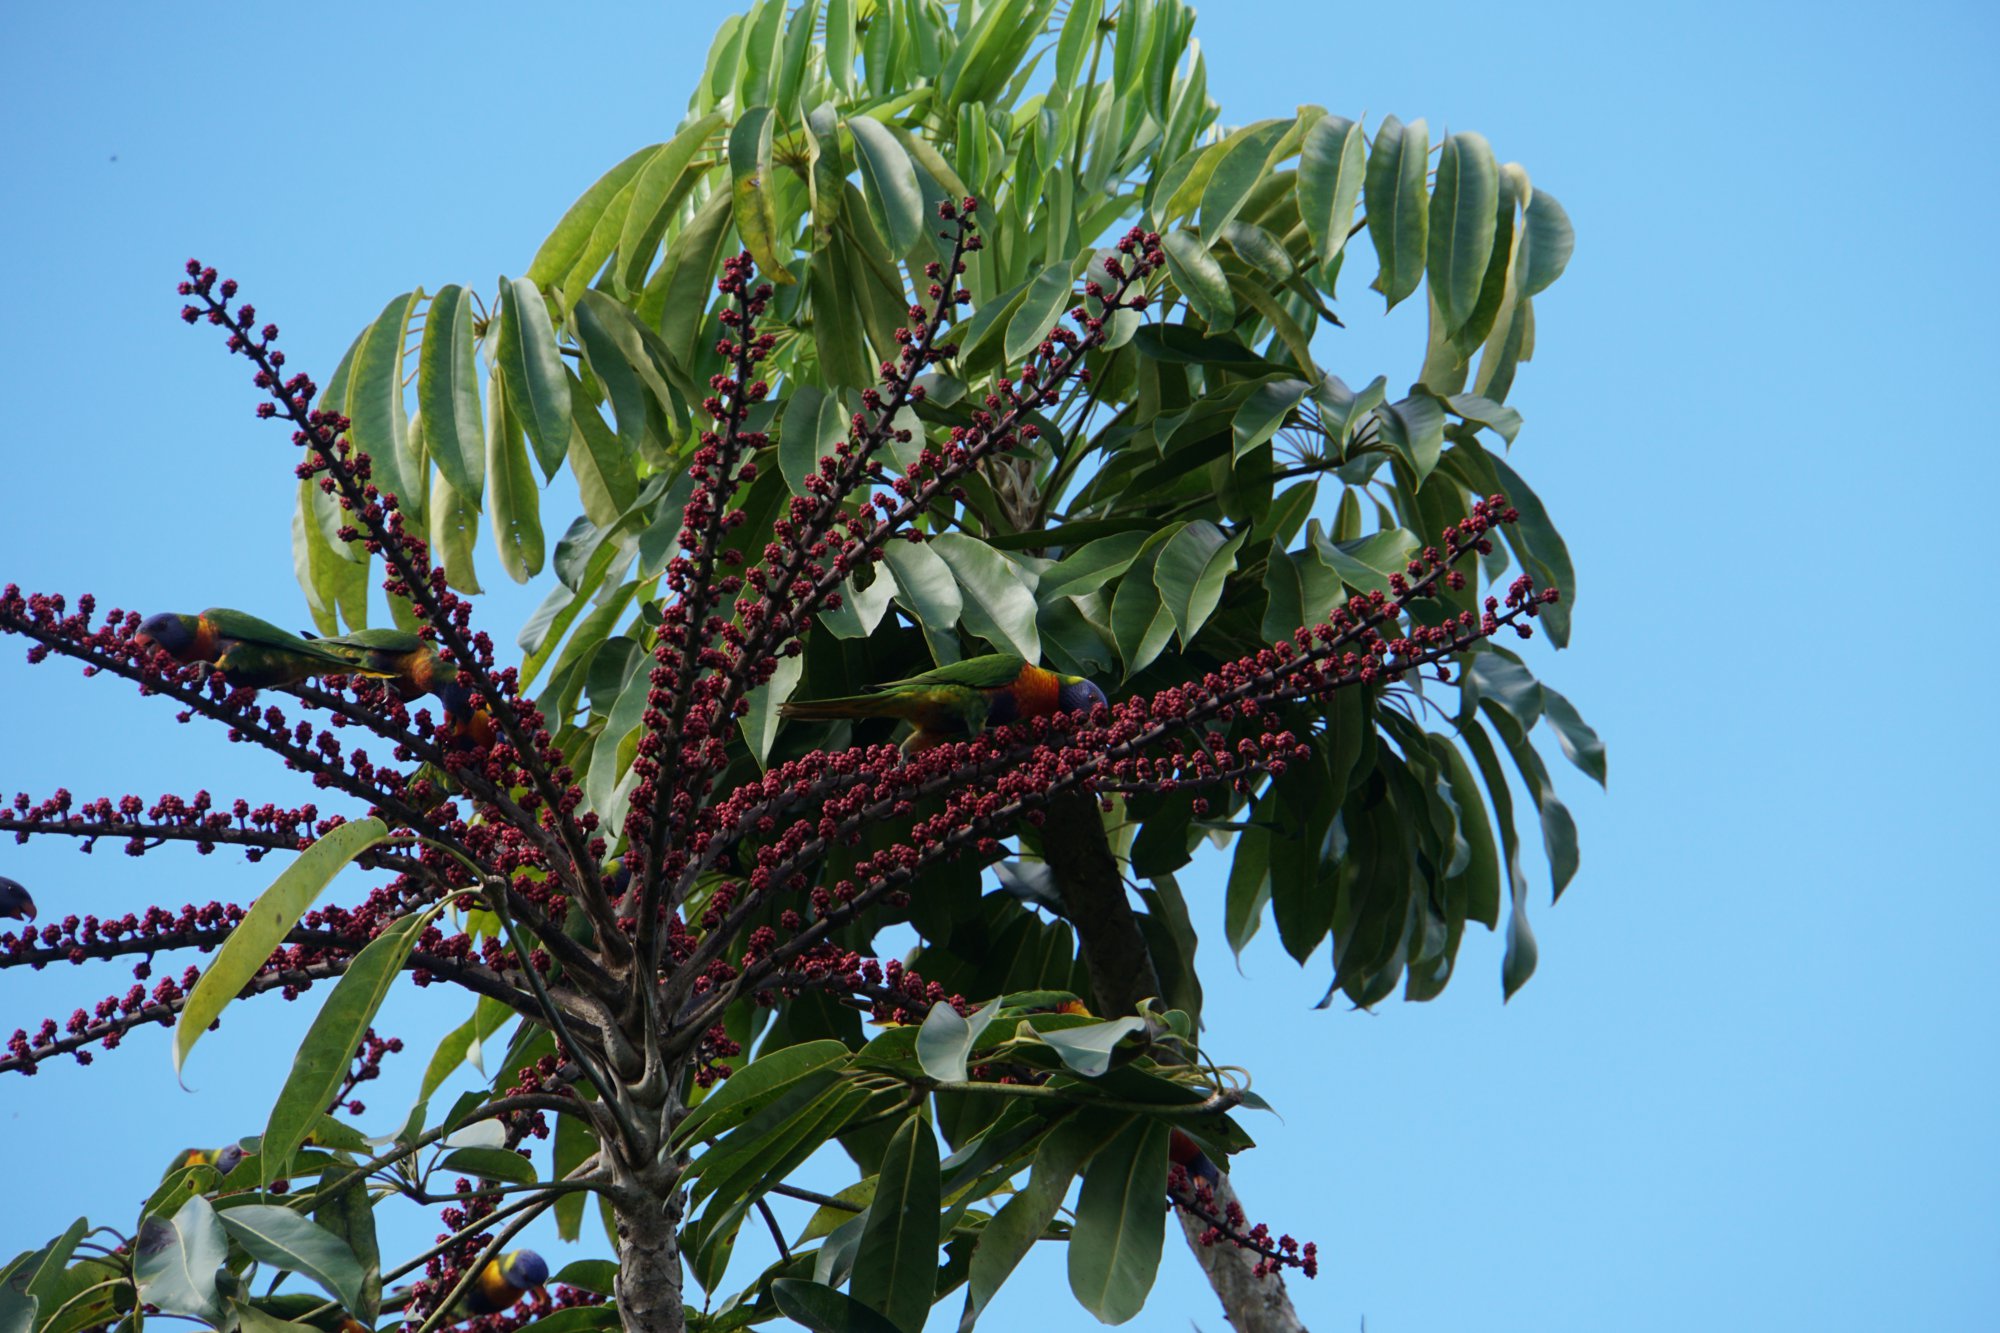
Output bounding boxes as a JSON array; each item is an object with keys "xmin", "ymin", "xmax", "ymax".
[{"xmin": 0, "ymin": 4, "xmax": 1595, "ymax": 1333}]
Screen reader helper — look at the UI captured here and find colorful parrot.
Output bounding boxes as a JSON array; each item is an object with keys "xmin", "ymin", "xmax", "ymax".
[
  {"xmin": 305, "ymin": 628, "xmax": 453, "ymax": 699},
  {"xmin": 779, "ymin": 653, "xmax": 1109, "ymax": 752},
  {"xmin": 173, "ymin": 1144, "xmax": 245, "ymax": 1176},
  {"xmin": 135, "ymin": 610, "xmax": 392, "ymax": 691},
  {"xmin": 0, "ymin": 875, "xmax": 35, "ymax": 922},
  {"xmin": 462, "ymin": 1249, "xmax": 549, "ymax": 1315},
  {"xmin": 1168, "ymin": 1128, "xmax": 1222, "ymax": 1189}
]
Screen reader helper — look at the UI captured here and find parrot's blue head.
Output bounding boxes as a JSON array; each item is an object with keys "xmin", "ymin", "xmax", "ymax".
[
  {"xmin": 501, "ymin": 1250, "xmax": 549, "ymax": 1290},
  {"xmin": 1056, "ymin": 677, "xmax": 1108, "ymax": 715},
  {"xmin": 212, "ymin": 1144, "xmax": 244, "ymax": 1176},
  {"xmin": 0, "ymin": 875, "xmax": 35, "ymax": 922},
  {"xmin": 136, "ymin": 612, "xmax": 199, "ymax": 660}
]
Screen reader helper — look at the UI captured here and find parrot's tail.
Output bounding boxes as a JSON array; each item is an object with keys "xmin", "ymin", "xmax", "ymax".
[{"xmin": 778, "ymin": 695, "xmax": 890, "ymax": 721}]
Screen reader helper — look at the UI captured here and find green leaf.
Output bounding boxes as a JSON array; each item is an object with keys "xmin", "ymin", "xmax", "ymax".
[
  {"xmin": 1231, "ymin": 377, "xmax": 1311, "ymax": 460},
  {"xmin": 780, "ymin": 385, "xmax": 843, "ymax": 497},
  {"xmin": 730, "ymin": 106, "xmax": 793, "ymax": 284},
  {"xmin": 851, "ymin": 1116, "xmax": 941, "ymax": 1333},
  {"xmin": 1197, "ymin": 120, "xmax": 1291, "ymax": 243},
  {"xmin": 174, "ymin": 817, "xmax": 389, "ymax": 1080},
  {"xmin": 848, "ymin": 115, "xmax": 924, "ymax": 255},
  {"xmin": 1153, "ymin": 521, "xmax": 1245, "ymax": 645},
  {"xmin": 429, "ymin": 468, "xmax": 483, "ymax": 594},
  {"xmin": 1484, "ymin": 702, "xmax": 1580, "ymax": 898},
  {"xmin": 772, "ymin": 1280, "xmax": 902, "ymax": 1333},
  {"xmin": 774, "ymin": 0, "xmax": 820, "ymax": 116},
  {"xmin": 617, "ymin": 114, "xmax": 726, "ymax": 291},
  {"xmin": 417, "ymin": 285, "xmax": 485, "ymax": 503},
  {"xmin": 1427, "ymin": 132, "xmax": 1499, "ymax": 334},
  {"xmin": 527, "ymin": 145, "xmax": 659, "ymax": 286},
  {"xmin": 497, "ymin": 277, "xmax": 572, "ymax": 479},
  {"xmin": 134, "ymin": 1196, "xmax": 227, "ymax": 1324},
  {"xmin": 1539, "ymin": 685, "xmax": 1606, "ymax": 786},
  {"xmin": 1374, "ymin": 390, "xmax": 1447, "ymax": 483},
  {"xmin": 933, "ymin": 533, "xmax": 1041, "ymax": 661},
  {"xmin": 573, "ymin": 291, "xmax": 675, "ymax": 457},
  {"xmin": 673, "ymin": 1039, "xmax": 852, "ymax": 1148},
  {"xmin": 1067, "ymin": 1118, "xmax": 1169, "ymax": 1323},
  {"xmin": 1310, "ymin": 523, "xmax": 1420, "ymax": 598},
  {"xmin": 1224, "ymin": 823, "xmax": 1272, "ymax": 957},
  {"xmin": 1519, "ymin": 186, "xmax": 1574, "ymax": 297},
  {"xmin": 1488, "ymin": 451, "xmax": 1576, "ymax": 646},
  {"xmin": 1109, "ymin": 530, "xmax": 1176, "ymax": 679},
  {"xmin": 312, "ymin": 1173, "xmax": 382, "ymax": 1321},
  {"xmin": 1037, "ymin": 532, "xmax": 1151, "ymax": 600},
  {"xmin": 1160, "ymin": 228, "xmax": 1233, "ymax": 327},
  {"xmin": 1298, "ymin": 114, "xmax": 1366, "ymax": 275},
  {"xmin": 1040, "ymin": 1016, "xmax": 1145, "ymax": 1078},
  {"xmin": 486, "ymin": 363, "xmax": 546, "ymax": 583},
  {"xmin": 883, "ymin": 538, "xmax": 963, "ymax": 638},
  {"xmin": 553, "ymin": 1108, "xmax": 594, "ymax": 1243},
  {"xmin": 825, "ymin": 0, "xmax": 858, "ymax": 94},
  {"xmin": 1365, "ymin": 115, "xmax": 1430, "ymax": 311},
  {"xmin": 659, "ymin": 190, "xmax": 736, "ymax": 376},
  {"xmin": 550, "ymin": 1260, "xmax": 619, "ymax": 1296},
  {"xmin": 1005, "ymin": 260, "xmax": 1080, "ymax": 369},
  {"xmin": 962, "ymin": 1110, "xmax": 1129, "ymax": 1330},
  {"xmin": 1462, "ymin": 719, "xmax": 1536, "ymax": 999},
  {"xmin": 345, "ymin": 291, "xmax": 420, "ymax": 508},
  {"xmin": 916, "ymin": 997, "xmax": 1001, "ymax": 1085},
  {"xmin": 438, "ymin": 1147, "xmax": 539, "ymax": 1186},
  {"xmin": 262, "ymin": 908, "xmax": 430, "ymax": 1175},
  {"xmin": 741, "ymin": 651, "xmax": 804, "ymax": 766},
  {"xmin": 214, "ymin": 1205, "xmax": 367, "ymax": 1314}
]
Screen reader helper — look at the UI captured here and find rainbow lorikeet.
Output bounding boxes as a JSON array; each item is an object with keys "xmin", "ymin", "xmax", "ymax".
[
  {"xmin": 171, "ymin": 1144, "xmax": 244, "ymax": 1176},
  {"xmin": 463, "ymin": 1249, "xmax": 549, "ymax": 1315},
  {"xmin": 0, "ymin": 875, "xmax": 35, "ymax": 922},
  {"xmin": 305, "ymin": 628, "xmax": 454, "ymax": 699},
  {"xmin": 1169, "ymin": 1128, "xmax": 1222, "ymax": 1189},
  {"xmin": 136, "ymin": 609, "xmax": 392, "ymax": 691},
  {"xmin": 780, "ymin": 653, "xmax": 1109, "ymax": 753}
]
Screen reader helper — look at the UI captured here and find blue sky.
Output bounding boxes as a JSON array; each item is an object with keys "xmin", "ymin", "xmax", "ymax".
[{"xmin": 2, "ymin": 3, "xmax": 1995, "ymax": 1331}]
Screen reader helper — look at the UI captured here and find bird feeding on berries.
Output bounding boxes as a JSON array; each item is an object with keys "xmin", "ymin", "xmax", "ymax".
[{"xmin": 780, "ymin": 653, "xmax": 1108, "ymax": 752}]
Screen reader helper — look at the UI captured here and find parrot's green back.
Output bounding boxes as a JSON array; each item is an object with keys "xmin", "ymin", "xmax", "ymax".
[{"xmin": 202, "ymin": 608, "xmax": 359, "ymax": 671}]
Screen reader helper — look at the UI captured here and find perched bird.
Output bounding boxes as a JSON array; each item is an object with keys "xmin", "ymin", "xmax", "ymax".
[
  {"xmin": 1168, "ymin": 1128, "xmax": 1222, "ymax": 1190},
  {"xmin": 305, "ymin": 628, "xmax": 453, "ymax": 700},
  {"xmin": 780, "ymin": 653, "xmax": 1109, "ymax": 752},
  {"xmin": 462, "ymin": 1249, "xmax": 548, "ymax": 1315},
  {"xmin": 434, "ymin": 679, "xmax": 499, "ymax": 752},
  {"xmin": 0, "ymin": 876, "xmax": 36, "ymax": 923},
  {"xmin": 174, "ymin": 1144, "xmax": 245, "ymax": 1176},
  {"xmin": 136, "ymin": 610, "xmax": 390, "ymax": 691}
]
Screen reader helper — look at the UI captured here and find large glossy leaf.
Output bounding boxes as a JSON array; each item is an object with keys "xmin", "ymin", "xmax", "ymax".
[
  {"xmin": 883, "ymin": 538, "xmax": 963, "ymax": 638},
  {"xmin": 263, "ymin": 908, "xmax": 431, "ymax": 1175},
  {"xmin": 1519, "ymin": 186, "xmax": 1575, "ymax": 297},
  {"xmin": 1487, "ymin": 451, "xmax": 1575, "ymax": 646},
  {"xmin": 215, "ymin": 1206, "xmax": 367, "ymax": 1313},
  {"xmin": 1067, "ymin": 1119, "xmax": 1170, "ymax": 1323},
  {"xmin": 617, "ymin": 113, "xmax": 725, "ymax": 291},
  {"xmin": 1040, "ymin": 1016, "xmax": 1145, "ymax": 1077},
  {"xmin": 1160, "ymin": 228, "xmax": 1233, "ymax": 327},
  {"xmin": 1310, "ymin": 524, "xmax": 1420, "ymax": 598},
  {"xmin": 1428, "ymin": 132, "xmax": 1499, "ymax": 334},
  {"xmin": 1461, "ymin": 718, "xmax": 1536, "ymax": 999},
  {"xmin": 962, "ymin": 1109, "xmax": 1129, "ymax": 1330},
  {"xmin": 1365, "ymin": 115, "xmax": 1430, "ymax": 312},
  {"xmin": 1224, "ymin": 822, "xmax": 1272, "ymax": 958},
  {"xmin": 497, "ymin": 277, "xmax": 572, "ymax": 478},
  {"xmin": 1005, "ymin": 259, "xmax": 1081, "ymax": 368},
  {"xmin": 1197, "ymin": 119, "xmax": 1292, "ymax": 244},
  {"xmin": 1298, "ymin": 113, "xmax": 1365, "ymax": 276},
  {"xmin": 1109, "ymin": 529, "xmax": 1177, "ymax": 679},
  {"xmin": 1037, "ymin": 531, "xmax": 1151, "ymax": 600},
  {"xmin": 486, "ymin": 363, "xmax": 546, "ymax": 583},
  {"xmin": 731, "ymin": 106, "xmax": 793, "ymax": 283},
  {"xmin": 772, "ymin": 1280, "xmax": 902, "ymax": 1333},
  {"xmin": 674, "ymin": 1039, "xmax": 852, "ymax": 1147},
  {"xmin": 851, "ymin": 1115, "xmax": 941, "ymax": 1332},
  {"xmin": 1231, "ymin": 377, "xmax": 1311, "ymax": 460},
  {"xmin": 418, "ymin": 285, "xmax": 485, "ymax": 502},
  {"xmin": 915, "ymin": 997, "xmax": 1001, "ymax": 1085},
  {"xmin": 1539, "ymin": 684, "xmax": 1607, "ymax": 786},
  {"xmin": 933, "ymin": 534, "xmax": 1041, "ymax": 661},
  {"xmin": 848, "ymin": 115, "xmax": 924, "ymax": 255},
  {"xmin": 346, "ymin": 291, "xmax": 420, "ymax": 508},
  {"xmin": 527, "ymin": 144, "xmax": 660, "ymax": 286},
  {"xmin": 1374, "ymin": 390, "xmax": 1447, "ymax": 483},
  {"xmin": 174, "ymin": 817, "xmax": 389, "ymax": 1080},
  {"xmin": 1153, "ymin": 521, "xmax": 1245, "ymax": 645},
  {"xmin": 135, "ymin": 1196, "xmax": 227, "ymax": 1324}
]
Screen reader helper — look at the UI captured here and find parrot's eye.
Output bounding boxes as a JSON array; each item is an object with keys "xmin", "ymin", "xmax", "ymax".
[{"xmin": 1059, "ymin": 679, "xmax": 1109, "ymax": 713}]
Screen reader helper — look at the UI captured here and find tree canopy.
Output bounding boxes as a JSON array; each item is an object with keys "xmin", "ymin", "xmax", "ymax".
[{"xmin": 0, "ymin": 3, "xmax": 1593, "ymax": 1332}]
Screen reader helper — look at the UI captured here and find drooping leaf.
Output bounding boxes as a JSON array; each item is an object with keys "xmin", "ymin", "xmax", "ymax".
[
  {"xmin": 772, "ymin": 1280, "xmax": 903, "ymax": 1333},
  {"xmin": 417, "ymin": 284, "xmax": 485, "ymax": 502},
  {"xmin": 730, "ymin": 106, "xmax": 794, "ymax": 283},
  {"xmin": 1365, "ymin": 115, "xmax": 1430, "ymax": 311},
  {"xmin": 497, "ymin": 277, "xmax": 573, "ymax": 478},
  {"xmin": 174, "ymin": 817, "xmax": 390, "ymax": 1080},
  {"xmin": 1067, "ymin": 1119, "xmax": 1170, "ymax": 1323},
  {"xmin": 215, "ymin": 1206, "xmax": 367, "ymax": 1314},
  {"xmin": 850, "ymin": 1115, "xmax": 942, "ymax": 1332},
  {"xmin": 848, "ymin": 115, "xmax": 924, "ymax": 255},
  {"xmin": 1297, "ymin": 114, "xmax": 1366, "ymax": 276},
  {"xmin": 134, "ymin": 1196, "xmax": 227, "ymax": 1324},
  {"xmin": 1428, "ymin": 131, "xmax": 1499, "ymax": 335},
  {"xmin": 1160, "ymin": 228, "xmax": 1234, "ymax": 327},
  {"xmin": 933, "ymin": 534, "xmax": 1041, "ymax": 661},
  {"xmin": 262, "ymin": 908, "xmax": 432, "ymax": 1176}
]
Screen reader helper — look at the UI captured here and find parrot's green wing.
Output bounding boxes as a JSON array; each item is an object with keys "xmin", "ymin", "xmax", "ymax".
[
  {"xmin": 872, "ymin": 653, "xmax": 1028, "ymax": 693},
  {"xmin": 316, "ymin": 628, "xmax": 426, "ymax": 652},
  {"xmin": 202, "ymin": 609, "xmax": 386, "ymax": 672}
]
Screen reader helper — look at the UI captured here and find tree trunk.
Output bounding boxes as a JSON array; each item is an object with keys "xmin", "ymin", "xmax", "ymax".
[
  {"xmin": 1040, "ymin": 789, "xmax": 1311, "ymax": 1333},
  {"xmin": 613, "ymin": 1187, "xmax": 687, "ymax": 1333}
]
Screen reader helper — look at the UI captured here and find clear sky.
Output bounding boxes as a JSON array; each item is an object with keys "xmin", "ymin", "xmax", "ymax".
[{"xmin": 2, "ymin": 3, "xmax": 1995, "ymax": 1331}]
